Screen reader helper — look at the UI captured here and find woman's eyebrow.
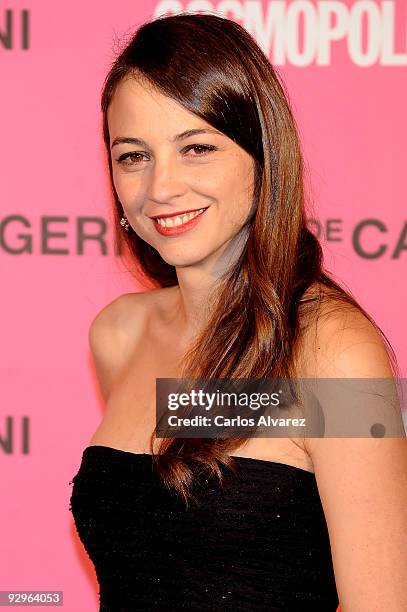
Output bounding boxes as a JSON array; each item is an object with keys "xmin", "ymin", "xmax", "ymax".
[{"xmin": 110, "ymin": 128, "xmax": 223, "ymax": 150}]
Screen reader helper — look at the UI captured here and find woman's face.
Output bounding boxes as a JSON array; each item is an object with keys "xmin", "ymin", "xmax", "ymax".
[{"xmin": 107, "ymin": 76, "xmax": 255, "ymax": 272}]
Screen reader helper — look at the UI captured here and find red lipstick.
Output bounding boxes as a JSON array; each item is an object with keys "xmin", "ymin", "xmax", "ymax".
[{"xmin": 152, "ymin": 207, "xmax": 209, "ymax": 237}]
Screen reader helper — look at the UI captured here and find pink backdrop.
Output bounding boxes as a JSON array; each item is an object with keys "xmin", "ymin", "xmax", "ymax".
[{"xmin": 1, "ymin": 1, "xmax": 406, "ymax": 610}]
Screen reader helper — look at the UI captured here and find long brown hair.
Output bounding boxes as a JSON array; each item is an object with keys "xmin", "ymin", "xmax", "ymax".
[{"xmin": 100, "ymin": 12, "xmax": 399, "ymax": 505}]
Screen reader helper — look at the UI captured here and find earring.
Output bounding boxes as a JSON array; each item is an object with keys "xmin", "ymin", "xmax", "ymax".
[{"xmin": 120, "ymin": 214, "xmax": 130, "ymax": 232}]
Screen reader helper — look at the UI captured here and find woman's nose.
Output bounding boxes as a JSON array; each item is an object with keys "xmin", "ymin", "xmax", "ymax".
[{"xmin": 147, "ymin": 154, "xmax": 187, "ymax": 203}]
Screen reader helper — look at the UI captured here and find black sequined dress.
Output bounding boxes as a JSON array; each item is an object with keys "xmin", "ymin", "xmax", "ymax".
[{"xmin": 69, "ymin": 445, "xmax": 339, "ymax": 611}]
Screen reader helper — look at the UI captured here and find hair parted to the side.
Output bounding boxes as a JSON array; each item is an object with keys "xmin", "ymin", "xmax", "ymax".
[{"xmin": 100, "ymin": 12, "xmax": 399, "ymax": 506}]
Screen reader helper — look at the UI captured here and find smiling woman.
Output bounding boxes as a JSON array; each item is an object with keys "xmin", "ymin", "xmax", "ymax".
[{"xmin": 68, "ymin": 11, "xmax": 407, "ymax": 612}]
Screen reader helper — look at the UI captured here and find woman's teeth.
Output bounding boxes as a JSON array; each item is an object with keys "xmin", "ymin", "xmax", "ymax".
[{"xmin": 155, "ymin": 208, "xmax": 206, "ymax": 227}]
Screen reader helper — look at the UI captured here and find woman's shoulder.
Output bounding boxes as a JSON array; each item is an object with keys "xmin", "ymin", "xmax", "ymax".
[
  {"xmin": 296, "ymin": 281, "xmax": 393, "ymax": 379},
  {"xmin": 87, "ymin": 287, "xmax": 177, "ymax": 401},
  {"xmin": 88, "ymin": 286, "xmax": 177, "ymax": 345},
  {"xmin": 89, "ymin": 291, "xmax": 147, "ymax": 344}
]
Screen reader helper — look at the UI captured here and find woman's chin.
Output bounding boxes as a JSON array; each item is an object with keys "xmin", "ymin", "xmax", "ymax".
[
  {"xmin": 161, "ymin": 256, "xmax": 204, "ymax": 268},
  {"xmin": 159, "ymin": 249, "xmax": 212, "ymax": 269}
]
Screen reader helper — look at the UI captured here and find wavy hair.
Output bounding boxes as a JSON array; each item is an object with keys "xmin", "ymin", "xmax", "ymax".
[{"xmin": 100, "ymin": 12, "xmax": 399, "ymax": 505}]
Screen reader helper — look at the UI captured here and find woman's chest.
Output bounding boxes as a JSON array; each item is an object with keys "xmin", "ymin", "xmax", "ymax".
[
  {"xmin": 89, "ymin": 331, "xmax": 186, "ymax": 452},
  {"xmin": 88, "ymin": 319, "xmax": 314, "ymax": 471}
]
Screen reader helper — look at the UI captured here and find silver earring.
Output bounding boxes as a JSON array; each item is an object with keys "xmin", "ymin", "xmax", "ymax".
[{"xmin": 120, "ymin": 215, "xmax": 129, "ymax": 232}]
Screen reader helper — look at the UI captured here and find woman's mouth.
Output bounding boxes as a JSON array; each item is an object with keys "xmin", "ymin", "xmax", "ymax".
[{"xmin": 151, "ymin": 207, "xmax": 209, "ymax": 236}]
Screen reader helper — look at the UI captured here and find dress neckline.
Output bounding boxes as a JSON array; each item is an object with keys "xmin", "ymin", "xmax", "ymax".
[{"xmin": 84, "ymin": 444, "xmax": 315, "ymax": 476}]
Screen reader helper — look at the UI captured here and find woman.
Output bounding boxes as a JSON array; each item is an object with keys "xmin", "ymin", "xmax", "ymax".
[{"xmin": 69, "ymin": 12, "xmax": 407, "ymax": 611}]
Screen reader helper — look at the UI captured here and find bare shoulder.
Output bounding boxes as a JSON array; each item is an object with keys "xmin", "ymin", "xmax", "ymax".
[
  {"xmin": 296, "ymin": 284, "xmax": 394, "ymax": 379},
  {"xmin": 89, "ymin": 291, "xmax": 148, "ymax": 350},
  {"xmin": 299, "ymin": 290, "xmax": 401, "ymax": 445},
  {"xmin": 88, "ymin": 287, "xmax": 177, "ymax": 401}
]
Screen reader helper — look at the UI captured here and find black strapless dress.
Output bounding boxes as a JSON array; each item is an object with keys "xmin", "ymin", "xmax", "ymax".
[{"xmin": 69, "ymin": 445, "xmax": 339, "ymax": 611}]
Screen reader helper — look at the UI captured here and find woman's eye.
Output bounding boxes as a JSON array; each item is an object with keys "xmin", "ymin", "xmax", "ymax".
[
  {"xmin": 116, "ymin": 152, "xmax": 147, "ymax": 166},
  {"xmin": 184, "ymin": 144, "xmax": 216, "ymax": 156}
]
